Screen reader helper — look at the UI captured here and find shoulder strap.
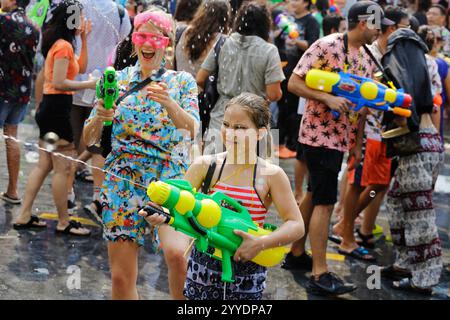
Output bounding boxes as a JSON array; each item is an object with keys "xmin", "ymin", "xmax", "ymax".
[
  {"xmin": 201, "ymin": 157, "xmax": 217, "ymax": 194},
  {"xmin": 362, "ymin": 44, "xmax": 395, "ymax": 85},
  {"xmin": 115, "ymin": 68, "xmax": 165, "ymax": 105}
]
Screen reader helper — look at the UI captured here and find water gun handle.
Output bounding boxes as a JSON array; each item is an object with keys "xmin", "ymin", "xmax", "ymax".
[
  {"xmin": 221, "ymin": 250, "xmax": 234, "ymax": 283},
  {"xmin": 141, "ymin": 205, "xmax": 171, "ymax": 224}
]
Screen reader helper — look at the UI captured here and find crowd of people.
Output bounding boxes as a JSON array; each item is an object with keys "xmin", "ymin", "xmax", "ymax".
[{"xmin": 0, "ymin": 0, "xmax": 448, "ymax": 299}]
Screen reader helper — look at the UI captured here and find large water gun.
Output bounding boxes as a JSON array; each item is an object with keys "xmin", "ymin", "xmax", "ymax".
[
  {"xmin": 96, "ymin": 67, "xmax": 119, "ymax": 126},
  {"xmin": 27, "ymin": 0, "xmax": 50, "ymax": 28},
  {"xmin": 141, "ymin": 179, "xmax": 289, "ymax": 283},
  {"xmin": 305, "ymin": 69, "xmax": 413, "ymax": 118},
  {"xmin": 274, "ymin": 14, "xmax": 299, "ymax": 39}
]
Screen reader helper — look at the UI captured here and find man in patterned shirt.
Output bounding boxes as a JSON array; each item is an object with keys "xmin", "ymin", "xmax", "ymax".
[
  {"xmin": 282, "ymin": 1, "xmax": 392, "ymax": 296},
  {"xmin": 0, "ymin": 0, "xmax": 39, "ymax": 204}
]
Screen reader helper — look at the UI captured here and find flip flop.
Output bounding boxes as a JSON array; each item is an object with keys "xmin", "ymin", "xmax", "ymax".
[
  {"xmin": 355, "ymin": 228, "xmax": 375, "ymax": 249},
  {"xmin": 75, "ymin": 169, "xmax": 94, "ymax": 183},
  {"xmin": 1, "ymin": 192, "xmax": 22, "ymax": 205},
  {"xmin": 328, "ymin": 234, "xmax": 343, "ymax": 245},
  {"xmin": 13, "ymin": 215, "xmax": 47, "ymax": 230},
  {"xmin": 337, "ymin": 246, "xmax": 376, "ymax": 262},
  {"xmin": 56, "ymin": 220, "xmax": 91, "ymax": 236},
  {"xmin": 392, "ymin": 278, "xmax": 432, "ymax": 295}
]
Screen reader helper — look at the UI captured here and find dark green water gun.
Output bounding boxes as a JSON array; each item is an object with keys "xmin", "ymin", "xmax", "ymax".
[
  {"xmin": 141, "ymin": 179, "xmax": 289, "ymax": 283},
  {"xmin": 96, "ymin": 67, "xmax": 119, "ymax": 126},
  {"xmin": 27, "ymin": 0, "xmax": 50, "ymax": 28}
]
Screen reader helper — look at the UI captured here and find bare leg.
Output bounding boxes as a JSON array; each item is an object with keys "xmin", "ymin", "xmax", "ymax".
[
  {"xmin": 3, "ymin": 125, "xmax": 21, "ymax": 199},
  {"xmin": 333, "ymin": 170, "xmax": 347, "ymax": 221},
  {"xmin": 294, "ymin": 159, "xmax": 308, "ymax": 205},
  {"xmin": 158, "ymin": 225, "xmax": 191, "ymax": 300},
  {"xmin": 108, "ymin": 241, "xmax": 140, "ymax": 300},
  {"xmin": 339, "ymin": 184, "xmax": 363, "ymax": 251},
  {"xmin": 15, "ymin": 144, "xmax": 53, "ymax": 225},
  {"xmin": 309, "ymin": 204, "xmax": 334, "ymax": 276},
  {"xmin": 290, "ymin": 191, "xmax": 314, "ymax": 256},
  {"xmin": 92, "ymin": 153, "xmax": 105, "ymax": 197}
]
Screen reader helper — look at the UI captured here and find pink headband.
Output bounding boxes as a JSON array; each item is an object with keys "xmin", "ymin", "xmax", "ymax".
[{"xmin": 134, "ymin": 11, "xmax": 173, "ymax": 34}]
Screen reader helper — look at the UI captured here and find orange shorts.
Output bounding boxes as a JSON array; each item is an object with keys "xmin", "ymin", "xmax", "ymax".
[{"xmin": 348, "ymin": 139, "xmax": 392, "ymax": 187}]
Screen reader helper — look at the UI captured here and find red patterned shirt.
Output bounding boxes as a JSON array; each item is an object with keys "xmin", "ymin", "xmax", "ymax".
[{"xmin": 294, "ymin": 33, "xmax": 375, "ymax": 152}]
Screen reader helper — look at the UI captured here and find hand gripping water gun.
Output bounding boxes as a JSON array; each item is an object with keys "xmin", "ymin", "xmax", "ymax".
[
  {"xmin": 96, "ymin": 67, "xmax": 119, "ymax": 126},
  {"xmin": 27, "ymin": 0, "xmax": 50, "ymax": 28},
  {"xmin": 141, "ymin": 179, "xmax": 289, "ymax": 283},
  {"xmin": 274, "ymin": 14, "xmax": 299, "ymax": 39},
  {"xmin": 305, "ymin": 69, "xmax": 413, "ymax": 118}
]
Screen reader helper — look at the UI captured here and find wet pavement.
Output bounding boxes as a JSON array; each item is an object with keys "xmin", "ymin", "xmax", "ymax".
[{"xmin": 0, "ymin": 112, "xmax": 449, "ymax": 300}]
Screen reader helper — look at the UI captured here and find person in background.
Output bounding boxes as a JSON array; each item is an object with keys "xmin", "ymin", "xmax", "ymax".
[
  {"xmin": 0, "ymin": 0, "xmax": 39, "ymax": 205},
  {"xmin": 197, "ymin": 2, "xmax": 284, "ymax": 152},
  {"xmin": 414, "ymin": 0, "xmax": 431, "ymax": 25},
  {"xmin": 173, "ymin": 0, "xmax": 201, "ymax": 27},
  {"xmin": 13, "ymin": 0, "xmax": 96, "ymax": 235},
  {"xmin": 175, "ymin": 0, "xmax": 230, "ymax": 136},
  {"xmin": 426, "ymin": 3, "xmax": 450, "ymax": 56},
  {"xmin": 322, "ymin": 14, "xmax": 346, "ymax": 36},
  {"xmin": 276, "ymin": 0, "xmax": 320, "ymax": 159},
  {"xmin": 312, "ymin": 0, "xmax": 329, "ymax": 37}
]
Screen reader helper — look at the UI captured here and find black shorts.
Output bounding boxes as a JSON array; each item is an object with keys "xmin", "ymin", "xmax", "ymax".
[
  {"xmin": 302, "ymin": 144, "xmax": 344, "ymax": 206},
  {"xmin": 35, "ymin": 94, "xmax": 73, "ymax": 143}
]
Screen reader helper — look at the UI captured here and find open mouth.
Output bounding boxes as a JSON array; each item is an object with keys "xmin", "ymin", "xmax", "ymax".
[{"xmin": 141, "ymin": 49, "xmax": 155, "ymax": 60}]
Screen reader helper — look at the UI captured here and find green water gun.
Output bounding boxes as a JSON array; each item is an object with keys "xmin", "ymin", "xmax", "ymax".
[
  {"xmin": 27, "ymin": 0, "xmax": 50, "ymax": 28},
  {"xmin": 142, "ymin": 179, "xmax": 289, "ymax": 283},
  {"xmin": 96, "ymin": 67, "xmax": 119, "ymax": 126}
]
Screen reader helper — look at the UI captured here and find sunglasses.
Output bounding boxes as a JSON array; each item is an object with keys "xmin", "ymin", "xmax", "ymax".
[{"xmin": 131, "ymin": 32, "xmax": 170, "ymax": 49}]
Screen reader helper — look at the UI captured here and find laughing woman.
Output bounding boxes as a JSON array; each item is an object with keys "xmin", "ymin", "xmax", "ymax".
[{"xmin": 83, "ymin": 8, "xmax": 199, "ymax": 299}]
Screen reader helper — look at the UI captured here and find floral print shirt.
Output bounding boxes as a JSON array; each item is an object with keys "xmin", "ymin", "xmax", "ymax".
[{"xmin": 0, "ymin": 8, "xmax": 39, "ymax": 105}]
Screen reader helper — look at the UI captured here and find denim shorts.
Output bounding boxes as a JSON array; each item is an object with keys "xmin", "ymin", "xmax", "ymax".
[{"xmin": 0, "ymin": 98, "xmax": 28, "ymax": 127}]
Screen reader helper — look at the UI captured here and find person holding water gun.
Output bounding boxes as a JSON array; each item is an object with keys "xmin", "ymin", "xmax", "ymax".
[
  {"xmin": 141, "ymin": 92, "xmax": 304, "ymax": 300},
  {"xmin": 83, "ymin": 8, "xmax": 200, "ymax": 300},
  {"xmin": 285, "ymin": 1, "xmax": 396, "ymax": 296}
]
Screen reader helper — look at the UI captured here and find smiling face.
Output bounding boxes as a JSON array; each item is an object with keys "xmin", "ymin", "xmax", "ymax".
[{"xmin": 134, "ymin": 22, "xmax": 167, "ymax": 72}]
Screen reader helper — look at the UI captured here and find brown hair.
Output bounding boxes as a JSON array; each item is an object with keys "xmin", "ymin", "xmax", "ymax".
[
  {"xmin": 184, "ymin": 0, "xmax": 231, "ymax": 61},
  {"xmin": 224, "ymin": 92, "xmax": 272, "ymax": 158}
]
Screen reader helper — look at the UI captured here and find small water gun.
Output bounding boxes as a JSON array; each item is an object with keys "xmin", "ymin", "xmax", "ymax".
[
  {"xmin": 305, "ymin": 69, "xmax": 412, "ymax": 118},
  {"xmin": 141, "ymin": 179, "xmax": 289, "ymax": 283},
  {"xmin": 27, "ymin": 0, "xmax": 50, "ymax": 28},
  {"xmin": 96, "ymin": 67, "xmax": 119, "ymax": 126},
  {"xmin": 274, "ymin": 14, "xmax": 299, "ymax": 39}
]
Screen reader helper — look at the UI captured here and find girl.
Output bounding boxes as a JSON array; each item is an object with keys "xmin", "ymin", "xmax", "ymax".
[
  {"xmin": 142, "ymin": 92, "xmax": 304, "ymax": 299},
  {"xmin": 83, "ymin": 8, "xmax": 199, "ymax": 300},
  {"xmin": 14, "ymin": 0, "xmax": 96, "ymax": 236}
]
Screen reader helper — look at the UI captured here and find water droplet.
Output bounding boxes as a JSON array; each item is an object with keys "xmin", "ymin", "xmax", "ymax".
[
  {"xmin": 369, "ymin": 190, "xmax": 376, "ymax": 198},
  {"xmin": 209, "ymin": 76, "xmax": 215, "ymax": 82},
  {"xmin": 25, "ymin": 151, "xmax": 39, "ymax": 163}
]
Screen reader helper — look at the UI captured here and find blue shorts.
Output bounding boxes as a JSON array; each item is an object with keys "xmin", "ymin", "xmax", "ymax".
[{"xmin": 0, "ymin": 98, "xmax": 28, "ymax": 127}]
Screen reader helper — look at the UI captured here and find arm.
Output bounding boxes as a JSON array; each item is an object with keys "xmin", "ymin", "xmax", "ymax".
[
  {"xmin": 196, "ymin": 68, "xmax": 210, "ymax": 91},
  {"xmin": 348, "ymin": 111, "xmax": 366, "ymax": 170},
  {"xmin": 52, "ymin": 58, "xmax": 96, "ymax": 91},
  {"xmin": 82, "ymin": 99, "xmax": 114, "ymax": 147},
  {"xmin": 288, "ymin": 73, "xmax": 352, "ymax": 112},
  {"xmin": 266, "ymin": 82, "xmax": 283, "ymax": 102},
  {"xmin": 233, "ymin": 167, "xmax": 305, "ymax": 262},
  {"xmin": 77, "ymin": 19, "xmax": 91, "ymax": 74}
]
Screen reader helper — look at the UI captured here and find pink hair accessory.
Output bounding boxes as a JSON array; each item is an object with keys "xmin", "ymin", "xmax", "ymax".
[{"xmin": 134, "ymin": 11, "xmax": 173, "ymax": 34}]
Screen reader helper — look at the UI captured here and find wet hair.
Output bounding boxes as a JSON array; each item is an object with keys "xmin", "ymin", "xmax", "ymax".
[
  {"xmin": 184, "ymin": 0, "xmax": 231, "ymax": 61},
  {"xmin": 232, "ymin": 2, "xmax": 271, "ymax": 41},
  {"xmin": 224, "ymin": 92, "xmax": 272, "ymax": 157},
  {"xmin": 323, "ymin": 14, "xmax": 345, "ymax": 36},
  {"xmin": 417, "ymin": 25, "xmax": 436, "ymax": 51},
  {"xmin": 41, "ymin": 0, "xmax": 83, "ymax": 58},
  {"xmin": 174, "ymin": 0, "xmax": 202, "ymax": 23}
]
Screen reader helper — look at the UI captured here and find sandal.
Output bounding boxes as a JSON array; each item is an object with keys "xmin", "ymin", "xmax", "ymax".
[
  {"xmin": 84, "ymin": 200, "xmax": 103, "ymax": 224},
  {"xmin": 356, "ymin": 228, "xmax": 375, "ymax": 249},
  {"xmin": 75, "ymin": 169, "xmax": 93, "ymax": 183},
  {"xmin": 380, "ymin": 265, "xmax": 412, "ymax": 280},
  {"xmin": 337, "ymin": 246, "xmax": 376, "ymax": 262},
  {"xmin": 328, "ymin": 234, "xmax": 343, "ymax": 245},
  {"xmin": 13, "ymin": 215, "xmax": 47, "ymax": 229},
  {"xmin": 1, "ymin": 192, "xmax": 22, "ymax": 205},
  {"xmin": 56, "ymin": 220, "xmax": 91, "ymax": 236},
  {"xmin": 392, "ymin": 278, "xmax": 432, "ymax": 295}
]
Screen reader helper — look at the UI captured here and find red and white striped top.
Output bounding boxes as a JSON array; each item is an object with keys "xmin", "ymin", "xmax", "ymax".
[{"xmin": 209, "ymin": 181, "xmax": 268, "ymax": 224}]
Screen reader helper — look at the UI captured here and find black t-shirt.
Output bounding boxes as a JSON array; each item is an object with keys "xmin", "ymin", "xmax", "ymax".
[{"xmin": 274, "ymin": 12, "xmax": 320, "ymax": 76}]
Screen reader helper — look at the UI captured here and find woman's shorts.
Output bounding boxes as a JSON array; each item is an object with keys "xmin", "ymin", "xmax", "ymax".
[{"xmin": 35, "ymin": 94, "xmax": 73, "ymax": 143}]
